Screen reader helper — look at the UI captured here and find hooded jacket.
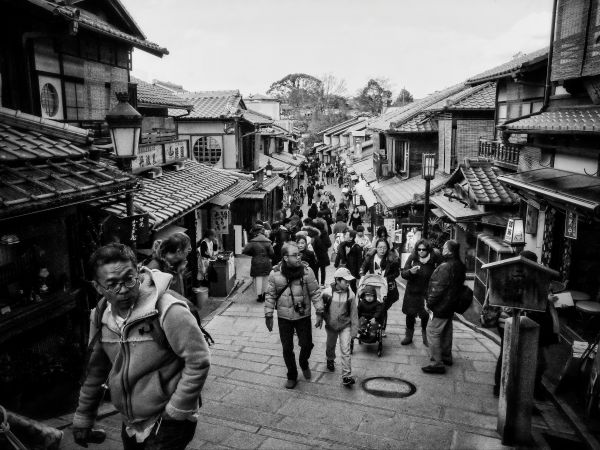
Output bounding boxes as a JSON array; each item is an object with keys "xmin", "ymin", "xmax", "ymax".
[
  {"xmin": 242, "ymin": 234, "xmax": 275, "ymax": 277},
  {"xmin": 322, "ymin": 283, "xmax": 358, "ymax": 335},
  {"xmin": 264, "ymin": 262, "xmax": 323, "ymax": 321},
  {"xmin": 73, "ymin": 268, "xmax": 210, "ymax": 429}
]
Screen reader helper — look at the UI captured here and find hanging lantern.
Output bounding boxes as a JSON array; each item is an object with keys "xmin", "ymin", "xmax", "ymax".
[
  {"xmin": 265, "ymin": 160, "xmax": 273, "ymax": 177},
  {"xmin": 106, "ymin": 92, "xmax": 142, "ymax": 171},
  {"xmin": 504, "ymin": 217, "xmax": 525, "ymax": 245},
  {"xmin": 421, "ymin": 153, "xmax": 436, "ymax": 180}
]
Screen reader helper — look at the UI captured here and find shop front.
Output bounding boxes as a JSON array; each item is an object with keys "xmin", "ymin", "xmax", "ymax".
[{"xmin": 0, "ymin": 110, "xmax": 139, "ymax": 414}]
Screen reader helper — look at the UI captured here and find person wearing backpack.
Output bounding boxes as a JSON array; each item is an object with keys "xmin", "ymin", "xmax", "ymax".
[
  {"xmin": 421, "ymin": 240, "xmax": 465, "ymax": 375},
  {"xmin": 72, "ymin": 243, "xmax": 211, "ymax": 449},
  {"xmin": 264, "ymin": 243, "xmax": 324, "ymax": 389}
]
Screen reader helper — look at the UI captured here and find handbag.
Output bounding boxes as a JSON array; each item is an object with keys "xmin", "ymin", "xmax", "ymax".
[{"xmin": 454, "ymin": 284, "xmax": 474, "ymax": 314}]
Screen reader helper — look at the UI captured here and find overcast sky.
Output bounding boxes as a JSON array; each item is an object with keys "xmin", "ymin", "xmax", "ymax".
[{"xmin": 127, "ymin": 0, "xmax": 553, "ymax": 99}]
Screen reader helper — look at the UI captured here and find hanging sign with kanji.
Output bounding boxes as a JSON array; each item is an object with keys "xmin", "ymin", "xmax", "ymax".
[
  {"xmin": 211, "ymin": 208, "xmax": 230, "ymax": 234},
  {"xmin": 564, "ymin": 211, "xmax": 578, "ymax": 240}
]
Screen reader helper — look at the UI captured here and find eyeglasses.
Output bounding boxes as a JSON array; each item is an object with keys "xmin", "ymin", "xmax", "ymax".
[
  {"xmin": 417, "ymin": 248, "xmax": 428, "ymax": 252},
  {"xmin": 97, "ymin": 275, "xmax": 139, "ymax": 294}
]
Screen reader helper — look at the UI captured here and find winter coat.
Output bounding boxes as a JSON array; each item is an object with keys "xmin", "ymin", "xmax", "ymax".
[
  {"xmin": 335, "ymin": 241, "xmax": 364, "ymax": 279},
  {"xmin": 332, "ymin": 221, "xmax": 349, "ymax": 235},
  {"xmin": 336, "ymin": 209, "xmax": 349, "ymax": 223},
  {"xmin": 361, "ymin": 251, "xmax": 400, "ymax": 308},
  {"xmin": 320, "ymin": 207, "xmax": 333, "ymax": 225},
  {"xmin": 322, "ymin": 283, "xmax": 358, "ymax": 335},
  {"xmin": 243, "ymin": 234, "xmax": 275, "ymax": 277},
  {"xmin": 73, "ymin": 268, "xmax": 210, "ymax": 429},
  {"xmin": 400, "ymin": 253, "xmax": 440, "ymax": 315},
  {"xmin": 264, "ymin": 262, "xmax": 323, "ymax": 321},
  {"xmin": 299, "ymin": 248, "xmax": 319, "ymax": 279},
  {"xmin": 146, "ymin": 258, "xmax": 186, "ymax": 297},
  {"xmin": 348, "ymin": 213, "xmax": 362, "ymax": 229},
  {"xmin": 426, "ymin": 255, "xmax": 466, "ymax": 319},
  {"xmin": 306, "ymin": 185, "xmax": 315, "ymax": 197},
  {"xmin": 313, "ymin": 233, "xmax": 331, "ymax": 266},
  {"xmin": 358, "ymin": 298, "xmax": 385, "ymax": 323},
  {"xmin": 308, "ymin": 204, "xmax": 319, "ymax": 219}
]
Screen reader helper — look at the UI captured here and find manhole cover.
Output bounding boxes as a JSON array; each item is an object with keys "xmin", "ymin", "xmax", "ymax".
[{"xmin": 361, "ymin": 377, "xmax": 417, "ymax": 398}]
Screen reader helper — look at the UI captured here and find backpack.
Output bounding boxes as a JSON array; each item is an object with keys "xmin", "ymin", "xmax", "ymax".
[
  {"xmin": 454, "ymin": 284, "xmax": 474, "ymax": 314},
  {"xmin": 81, "ymin": 292, "xmax": 214, "ymax": 384}
]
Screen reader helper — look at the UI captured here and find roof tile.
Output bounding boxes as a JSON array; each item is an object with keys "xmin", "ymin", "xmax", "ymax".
[
  {"xmin": 467, "ymin": 48, "xmax": 548, "ymax": 84},
  {"xmin": 504, "ymin": 107, "xmax": 600, "ymax": 134}
]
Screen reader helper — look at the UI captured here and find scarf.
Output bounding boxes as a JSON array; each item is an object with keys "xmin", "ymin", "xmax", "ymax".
[
  {"xmin": 281, "ymin": 261, "xmax": 305, "ymax": 280},
  {"xmin": 419, "ymin": 254, "xmax": 431, "ymax": 265}
]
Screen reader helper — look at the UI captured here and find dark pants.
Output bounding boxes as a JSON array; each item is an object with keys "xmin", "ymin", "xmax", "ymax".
[
  {"xmin": 278, "ymin": 316, "xmax": 313, "ymax": 380},
  {"xmin": 307, "ymin": 196, "xmax": 313, "ymax": 205},
  {"xmin": 121, "ymin": 419, "xmax": 196, "ymax": 450},
  {"xmin": 406, "ymin": 310, "xmax": 429, "ymax": 330}
]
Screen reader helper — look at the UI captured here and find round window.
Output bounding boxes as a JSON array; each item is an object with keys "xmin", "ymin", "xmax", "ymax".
[
  {"xmin": 40, "ymin": 83, "xmax": 59, "ymax": 117},
  {"xmin": 193, "ymin": 136, "xmax": 222, "ymax": 165}
]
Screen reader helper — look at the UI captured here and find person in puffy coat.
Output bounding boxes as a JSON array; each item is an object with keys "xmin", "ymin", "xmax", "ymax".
[
  {"xmin": 422, "ymin": 239, "xmax": 466, "ymax": 374},
  {"xmin": 264, "ymin": 243, "xmax": 324, "ymax": 389},
  {"xmin": 242, "ymin": 226, "xmax": 275, "ymax": 303},
  {"xmin": 400, "ymin": 239, "xmax": 440, "ymax": 346}
]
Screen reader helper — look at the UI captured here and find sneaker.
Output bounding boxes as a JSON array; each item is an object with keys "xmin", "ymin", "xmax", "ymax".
[
  {"xmin": 285, "ymin": 379, "xmax": 297, "ymax": 389},
  {"xmin": 342, "ymin": 376, "xmax": 356, "ymax": 386},
  {"xmin": 302, "ymin": 367, "xmax": 312, "ymax": 380},
  {"xmin": 327, "ymin": 360, "xmax": 335, "ymax": 372},
  {"xmin": 421, "ymin": 364, "xmax": 446, "ymax": 374},
  {"xmin": 442, "ymin": 359, "xmax": 453, "ymax": 366}
]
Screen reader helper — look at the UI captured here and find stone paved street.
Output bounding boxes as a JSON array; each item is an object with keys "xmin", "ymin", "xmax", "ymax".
[{"xmin": 52, "ymin": 181, "xmax": 576, "ymax": 449}]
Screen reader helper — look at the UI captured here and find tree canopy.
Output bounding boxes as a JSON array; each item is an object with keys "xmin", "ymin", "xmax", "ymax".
[
  {"xmin": 392, "ymin": 88, "xmax": 414, "ymax": 107},
  {"xmin": 355, "ymin": 78, "xmax": 393, "ymax": 114},
  {"xmin": 266, "ymin": 73, "xmax": 323, "ymax": 107}
]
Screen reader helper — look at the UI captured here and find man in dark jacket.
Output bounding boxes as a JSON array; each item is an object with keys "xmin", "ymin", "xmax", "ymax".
[
  {"xmin": 334, "ymin": 230, "xmax": 363, "ymax": 293},
  {"xmin": 422, "ymin": 240, "xmax": 466, "ymax": 374},
  {"xmin": 306, "ymin": 184, "xmax": 315, "ymax": 205}
]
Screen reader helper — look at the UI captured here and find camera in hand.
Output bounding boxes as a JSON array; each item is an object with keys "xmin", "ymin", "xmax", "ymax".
[{"xmin": 294, "ymin": 302, "xmax": 306, "ymax": 315}]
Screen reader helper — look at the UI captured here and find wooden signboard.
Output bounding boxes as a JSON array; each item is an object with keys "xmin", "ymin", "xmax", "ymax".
[
  {"xmin": 133, "ymin": 140, "xmax": 189, "ymax": 174},
  {"xmin": 211, "ymin": 208, "xmax": 230, "ymax": 235},
  {"xmin": 565, "ymin": 211, "xmax": 578, "ymax": 240},
  {"xmin": 482, "ymin": 256, "xmax": 559, "ymax": 311},
  {"xmin": 525, "ymin": 204, "xmax": 538, "ymax": 235}
]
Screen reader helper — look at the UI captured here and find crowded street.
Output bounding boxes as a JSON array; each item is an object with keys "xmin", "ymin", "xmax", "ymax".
[{"xmin": 2, "ymin": 1, "xmax": 600, "ymax": 449}]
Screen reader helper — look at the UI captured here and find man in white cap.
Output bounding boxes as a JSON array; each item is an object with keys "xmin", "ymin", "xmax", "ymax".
[{"xmin": 321, "ymin": 267, "xmax": 359, "ymax": 386}]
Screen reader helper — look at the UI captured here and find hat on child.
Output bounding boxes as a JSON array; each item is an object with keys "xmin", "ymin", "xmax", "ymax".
[
  {"xmin": 333, "ymin": 267, "xmax": 355, "ymax": 280},
  {"xmin": 362, "ymin": 285, "xmax": 377, "ymax": 296}
]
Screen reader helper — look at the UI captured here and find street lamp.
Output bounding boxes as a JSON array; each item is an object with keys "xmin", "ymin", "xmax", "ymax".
[
  {"xmin": 421, "ymin": 153, "xmax": 436, "ymax": 239},
  {"xmin": 265, "ymin": 159, "xmax": 273, "ymax": 177},
  {"xmin": 106, "ymin": 92, "xmax": 142, "ymax": 172}
]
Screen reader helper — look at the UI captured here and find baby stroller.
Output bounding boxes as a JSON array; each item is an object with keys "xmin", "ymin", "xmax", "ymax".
[{"xmin": 351, "ymin": 274, "xmax": 388, "ymax": 357}]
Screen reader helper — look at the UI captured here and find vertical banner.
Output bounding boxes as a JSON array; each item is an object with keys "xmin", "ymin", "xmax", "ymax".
[
  {"xmin": 564, "ymin": 211, "xmax": 578, "ymax": 240},
  {"xmin": 211, "ymin": 208, "xmax": 230, "ymax": 235}
]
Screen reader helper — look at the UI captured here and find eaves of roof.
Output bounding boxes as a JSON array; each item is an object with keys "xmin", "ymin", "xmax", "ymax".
[{"xmin": 466, "ymin": 47, "xmax": 548, "ymax": 85}]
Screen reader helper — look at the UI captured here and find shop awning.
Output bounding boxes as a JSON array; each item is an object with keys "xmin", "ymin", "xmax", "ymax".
[
  {"xmin": 354, "ymin": 180, "xmax": 377, "ymax": 208},
  {"xmin": 430, "ymin": 194, "xmax": 490, "ymax": 222},
  {"xmin": 238, "ymin": 175, "xmax": 285, "ymax": 200},
  {"xmin": 498, "ymin": 168, "xmax": 600, "ymax": 219},
  {"xmin": 209, "ymin": 178, "xmax": 255, "ymax": 206},
  {"xmin": 373, "ymin": 173, "xmax": 450, "ymax": 211}
]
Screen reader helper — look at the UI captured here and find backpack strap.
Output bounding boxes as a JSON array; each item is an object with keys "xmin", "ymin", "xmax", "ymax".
[{"xmin": 79, "ymin": 298, "xmax": 109, "ymax": 385}]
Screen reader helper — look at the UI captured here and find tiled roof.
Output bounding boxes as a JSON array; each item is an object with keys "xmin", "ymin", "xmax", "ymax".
[
  {"xmin": 373, "ymin": 173, "xmax": 450, "ymax": 210},
  {"xmin": 373, "ymin": 83, "xmax": 465, "ymax": 132},
  {"xmin": 430, "ymin": 194, "xmax": 490, "ymax": 222},
  {"xmin": 0, "ymin": 157, "xmax": 138, "ymax": 220},
  {"xmin": 238, "ymin": 175, "xmax": 285, "ymax": 199},
  {"xmin": 130, "ymin": 160, "xmax": 237, "ymax": 229},
  {"xmin": 320, "ymin": 118, "xmax": 360, "ymax": 135},
  {"xmin": 259, "ymin": 153, "xmax": 290, "ymax": 173},
  {"xmin": 179, "ymin": 91, "xmax": 243, "ymax": 120},
  {"xmin": 209, "ymin": 179, "xmax": 255, "ymax": 206},
  {"xmin": 467, "ymin": 48, "xmax": 548, "ymax": 84},
  {"xmin": 29, "ymin": 0, "xmax": 168, "ymax": 56},
  {"xmin": 242, "ymin": 109, "xmax": 273, "ymax": 125},
  {"xmin": 352, "ymin": 157, "xmax": 374, "ymax": 178},
  {"xmin": 271, "ymin": 152, "xmax": 306, "ymax": 167},
  {"xmin": 503, "ymin": 107, "xmax": 600, "ymax": 134},
  {"xmin": 458, "ymin": 160, "xmax": 520, "ymax": 204},
  {"xmin": 133, "ymin": 77, "xmax": 192, "ymax": 110},
  {"xmin": 393, "ymin": 113, "xmax": 438, "ymax": 133},
  {"xmin": 0, "ymin": 107, "xmax": 91, "ymax": 148},
  {"xmin": 426, "ymin": 82, "xmax": 496, "ymax": 111}
]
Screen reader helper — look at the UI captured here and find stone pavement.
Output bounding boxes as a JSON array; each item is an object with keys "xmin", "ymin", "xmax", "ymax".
[{"xmin": 52, "ymin": 180, "xmax": 575, "ymax": 449}]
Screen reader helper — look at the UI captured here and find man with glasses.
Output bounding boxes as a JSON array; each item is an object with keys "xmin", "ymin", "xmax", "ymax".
[
  {"xmin": 72, "ymin": 243, "xmax": 211, "ymax": 449},
  {"xmin": 265, "ymin": 243, "xmax": 323, "ymax": 389}
]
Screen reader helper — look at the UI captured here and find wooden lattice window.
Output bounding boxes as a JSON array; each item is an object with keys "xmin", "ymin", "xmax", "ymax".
[
  {"xmin": 193, "ymin": 136, "xmax": 222, "ymax": 165},
  {"xmin": 40, "ymin": 83, "xmax": 59, "ymax": 117}
]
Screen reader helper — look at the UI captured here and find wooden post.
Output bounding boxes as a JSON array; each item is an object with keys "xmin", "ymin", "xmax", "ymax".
[{"xmin": 497, "ymin": 314, "xmax": 539, "ymax": 446}]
